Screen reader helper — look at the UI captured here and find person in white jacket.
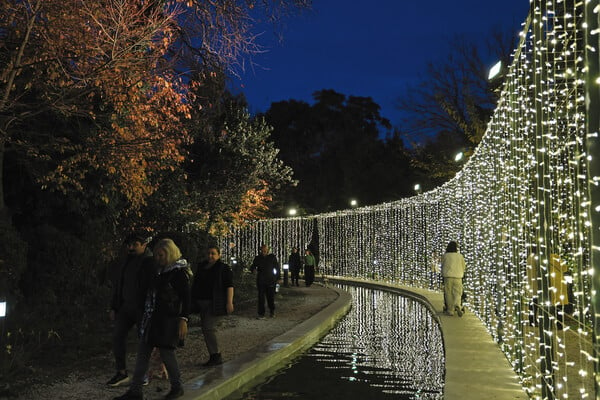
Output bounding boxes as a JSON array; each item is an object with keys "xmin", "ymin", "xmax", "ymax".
[{"xmin": 441, "ymin": 241, "xmax": 466, "ymax": 317}]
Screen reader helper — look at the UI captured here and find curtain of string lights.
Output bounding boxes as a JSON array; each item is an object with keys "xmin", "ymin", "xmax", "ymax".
[
  {"xmin": 221, "ymin": 217, "xmax": 316, "ymax": 270},
  {"xmin": 220, "ymin": 1, "xmax": 600, "ymax": 398}
]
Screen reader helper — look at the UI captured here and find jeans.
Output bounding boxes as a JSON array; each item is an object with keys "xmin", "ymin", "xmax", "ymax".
[
  {"xmin": 198, "ymin": 300, "xmax": 219, "ymax": 354},
  {"xmin": 129, "ymin": 340, "xmax": 182, "ymax": 394},
  {"xmin": 112, "ymin": 308, "xmax": 139, "ymax": 371}
]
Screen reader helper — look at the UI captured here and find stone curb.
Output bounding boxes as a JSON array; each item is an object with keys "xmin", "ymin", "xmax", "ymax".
[{"xmin": 180, "ymin": 285, "xmax": 352, "ymax": 400}]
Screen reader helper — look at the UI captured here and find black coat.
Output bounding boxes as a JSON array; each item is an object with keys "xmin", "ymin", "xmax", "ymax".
[
  {"xmin": 142, "ymin": 262, "xmax": 191, "ymax": 349},
  {"xmin": 110, "ymin": 248, "xmax": 155, "ymax": 313},
  {"xmin": 191, "ymin": 259, "xmax": 234, "ymax": 316},
  {"xmin": 251, "ymin": 253, "xmax": 280, "ymax": 286},
  {"xmin": 288, "ymin": 252, "xmax": 302, "ymax": 273}
]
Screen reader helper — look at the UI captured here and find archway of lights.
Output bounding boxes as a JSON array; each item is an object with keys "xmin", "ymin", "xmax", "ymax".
[{"xmin": 220, "ymin": 1, "xmax": 600, "ymax": 399}]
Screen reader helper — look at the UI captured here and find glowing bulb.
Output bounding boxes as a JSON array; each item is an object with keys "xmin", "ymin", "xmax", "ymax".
[{"xmin": 489, "ymin": 60, "xmax": 502, "ymax": 80}]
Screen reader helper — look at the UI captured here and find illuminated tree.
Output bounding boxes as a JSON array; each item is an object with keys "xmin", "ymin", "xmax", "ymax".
[
  {"xmin": 0, "ymin": 0, "xmax": 191, "ymax": 223},
  {"xmin": 183, "ymin": 96, "xmax": 296, "ymax": 234},
  {"xmin": 0, "ymin": 0, "xmax": 311, "ymax": 223}
]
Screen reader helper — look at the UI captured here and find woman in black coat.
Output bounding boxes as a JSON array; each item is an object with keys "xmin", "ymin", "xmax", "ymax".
[{"xmin": 114, "ymin": 238, "xmax": 191, "ymax": 400}]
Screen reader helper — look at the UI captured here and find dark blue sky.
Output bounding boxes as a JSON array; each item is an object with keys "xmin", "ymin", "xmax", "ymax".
[{"xmin": 231, "ymin": 0, "xmax": 530, "ymax": 127}]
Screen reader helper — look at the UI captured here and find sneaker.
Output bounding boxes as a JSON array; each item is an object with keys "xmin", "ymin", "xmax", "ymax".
[
  {"xmin": 163, "ymin": 386, "xmax": 184, "ymax": 399},
  {"xmin": 455, "ymin": 306, "xmax": 464, "ymax": 317},
  {"xmin": 143, "ymin": 374, "xmax": 149, "ymax": 386},
  {"xmin": 107, "ymin": 372, "xmax": 130, "ymax": 387},
  {"xmin": 256, "ymin": 315, "xmax": 266, "ymax": 320},
  {"xmin": 112, "ymin": 391, "xmax": 143, "ymax": 400}
]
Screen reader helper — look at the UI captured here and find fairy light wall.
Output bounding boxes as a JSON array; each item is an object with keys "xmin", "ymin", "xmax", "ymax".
[
  {"xmin": 221, "ymin": 1, "xmax": 600, "ymax": 398},
  {"xmin": 221, "ymin": 216, "xmax": 315, "ymax": 270}
]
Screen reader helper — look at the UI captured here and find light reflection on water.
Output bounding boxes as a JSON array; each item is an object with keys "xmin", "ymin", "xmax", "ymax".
[{"xmin": 232, "ymin": 284, "xmax": 444, "ymax": 400}]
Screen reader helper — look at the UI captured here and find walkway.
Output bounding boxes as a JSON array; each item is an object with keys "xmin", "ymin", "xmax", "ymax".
[
  {"xmin": 180, "ymin": 277, "xmax": 528, "ymax": 400},
  {"xmin": 348, "ymin": 278, "xmax": 528, "ymax": 400}
]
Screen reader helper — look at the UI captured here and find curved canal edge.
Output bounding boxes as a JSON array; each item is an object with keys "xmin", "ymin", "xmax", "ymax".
[
  {"xmin": 181, "ymin": 276, "xmax": 528, "ymax": 400},
  {"xmin": 181, "ymin": 285, "xmax": 352, "ymax": 400},
  {"xmin": 329, "ymin": 276, "xmax": 528, "ymax": 400}
]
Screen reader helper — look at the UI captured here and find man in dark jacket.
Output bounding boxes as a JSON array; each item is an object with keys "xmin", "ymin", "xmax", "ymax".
[
  {"xmin": 288, "ymin": 247, "xmax": 302, "ymax": 286},
  {"xmin": 191, "ymin": 246, "xmax": 234, "ymax": 367},
  {"xmin": 250, "ymin": 244, "xmax": 280, "ymax": 318},
  {"xmin": 106, "ymin": 232, "xmax": 155, "ymax": 387}
]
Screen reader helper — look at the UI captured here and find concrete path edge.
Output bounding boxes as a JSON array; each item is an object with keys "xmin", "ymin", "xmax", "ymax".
[{"xmin": 181, "ymin": 286, "xmax": 352, "ymax": 400}]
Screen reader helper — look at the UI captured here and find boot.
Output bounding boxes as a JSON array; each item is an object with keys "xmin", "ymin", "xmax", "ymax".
[{"xmin": 203, "ymin": 353, "xmax": 223, "ymax": 367}]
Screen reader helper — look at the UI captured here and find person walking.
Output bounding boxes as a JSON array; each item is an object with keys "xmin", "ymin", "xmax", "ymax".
[
  {"xmin": 441, "ymin": 241, "xmax": 466, "ymax": 317},
  {"xmin": 114, "ymin": 238, "xmax": 191, "ymax": 400},
  {"xmin": 250, "ymin": 244, "xmax": 280, "ymax": 318},
  {"xmin": 288, "ymin": 247, "xmax": 302, "ymax": 287},
  {"xmin": 303, "ymin": 249, "xmax": 316, "ymax": 287},
  {"xmin": 106, "ymin": 232, "xmax": 154, "ymax": 387},
  {"xmin": 191, "ymin": 246, "xmax": 234, "ymax": 367}
]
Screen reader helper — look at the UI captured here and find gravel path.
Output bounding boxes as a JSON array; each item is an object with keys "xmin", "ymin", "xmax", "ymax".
[{"xmin": 13, "ymin": 284, "xmax": 338, "ymax": 400}]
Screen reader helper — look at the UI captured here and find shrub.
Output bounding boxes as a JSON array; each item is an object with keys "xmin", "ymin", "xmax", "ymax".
[
  {"xmin": 0, "ymin": 223, "xmax": 28, "ymax": 388},
  {"xmin": 1, "ymin": 224, "xmax": 111, "ymax": 388}
]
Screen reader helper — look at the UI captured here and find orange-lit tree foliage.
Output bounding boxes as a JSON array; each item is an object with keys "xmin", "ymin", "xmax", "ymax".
[
  {"xmin": 1, "ymin": 0, "xmax": 310, "ymax": 225},
  {"xmin": 0, "ymin": 0, "xmax": 191, "ymax": 220}
]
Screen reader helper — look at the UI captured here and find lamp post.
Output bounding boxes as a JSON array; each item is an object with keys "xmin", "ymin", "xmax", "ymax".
[
  {"xmin": 283, "ymin": 263, "xmax": 289, "ymax": 287},
  {"xmin": 414, "ymin": 184, "xmax": 422, "ymax": 194},
  {"xmin": 0, "ymin": 300, "xmax": 6, "ymax": 349}
]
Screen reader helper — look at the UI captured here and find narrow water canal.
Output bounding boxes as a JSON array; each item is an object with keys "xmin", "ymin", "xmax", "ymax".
[{"xmin": 227, "ymin": 284, "xmax": 445, "ymax": 400}]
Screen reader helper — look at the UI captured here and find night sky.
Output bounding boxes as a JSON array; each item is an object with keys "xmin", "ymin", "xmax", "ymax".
[{"xmin": 231, "ymin": 0, "xmax": 531, "ymax": 126}]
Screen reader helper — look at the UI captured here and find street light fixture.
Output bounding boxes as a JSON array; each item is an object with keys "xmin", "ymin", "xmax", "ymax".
[
  {"xmin": 288, "ymin": 208, "xmax": 297, "ymax": 216},
  {"xmin": 414, "ymin": 183, "xmax": 422, "ymax": 194},
  {"xmin": 283, "ymin": 263, "xmax": 289, "ymax": 286},
  {"xmin": 350, "ymin": 199, "xmax": 358, "ymax": 207},
  {"xmin": 454, "ymin": 152, "xmax": 464, "ymax": 162},
  {"xmin": 488, "ymin": 60, "xmax": 502, "ymax": 80}
]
